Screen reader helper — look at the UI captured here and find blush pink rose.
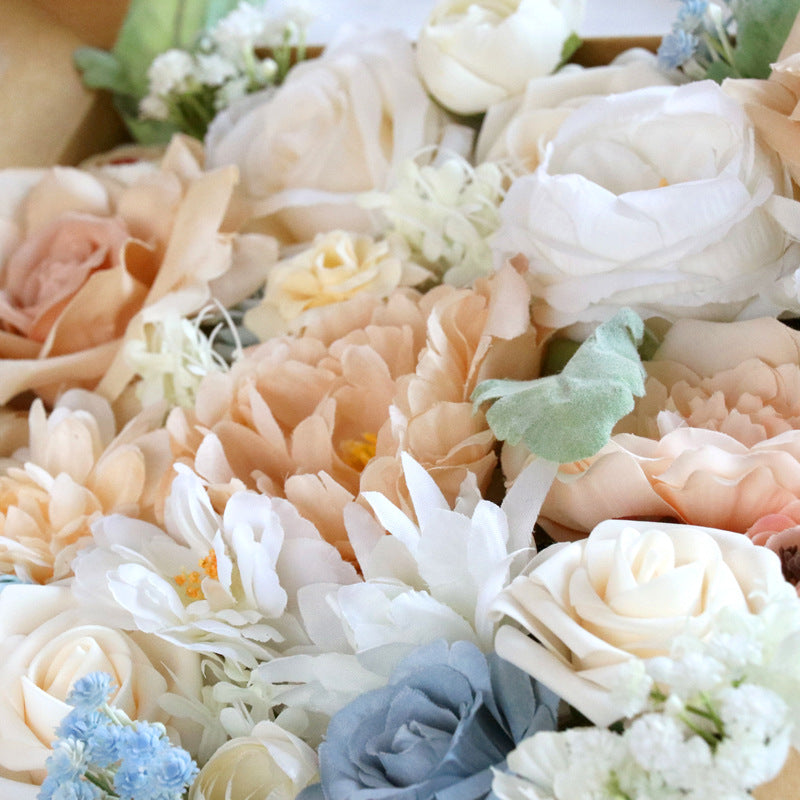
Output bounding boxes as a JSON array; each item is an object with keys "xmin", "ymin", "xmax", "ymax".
[{"xmin": 747, "ymin": 512, "xmax": 800, "ymax": 594}]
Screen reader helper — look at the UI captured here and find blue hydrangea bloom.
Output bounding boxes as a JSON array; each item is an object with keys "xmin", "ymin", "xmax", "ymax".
[
  {"xmin": 657, "ymin": 28, "xmax": 700, "ymax": 69},
  {"xmin": 298, "ymin": 640, "xmax": 559, "ymax": 800},
  {"xmin": 66, "ymin": 672, "xmax": 116, "ymax": 711}
]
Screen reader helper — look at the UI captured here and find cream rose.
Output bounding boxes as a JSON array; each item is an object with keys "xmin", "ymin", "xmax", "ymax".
[
  {"xmin": 0, "ymin": 136, "xmax": 276, "ymax": 405},
  {"xmin": 416, "ymin": 0, "xmax": 585, "ymax": 116},
  {"xmin": 188, "ymin": 721, "xmax": 318, "ymax": 800},
  {"xmin": 205, "ymin": 28, "xmax": 463, "ymax": 244},
  {"xmin": 244, "ymin": 230, "xmax": 429, "ymax": 339},
  {"xmin": 492, "ymin": 80, "xmax": 800, "ymax": 332},
  {"xmin": 492, "ymin": 519, "xmax": 789, "ymax": 726},
  {"xmin": 0, "ymin": 583, "xmax": 201, "ymax": 795}
]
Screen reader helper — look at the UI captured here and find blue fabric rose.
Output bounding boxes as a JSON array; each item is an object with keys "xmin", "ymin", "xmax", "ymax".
[{"xmin": 298, "ymin": 639, "xmax": 559, "ymax": 800}]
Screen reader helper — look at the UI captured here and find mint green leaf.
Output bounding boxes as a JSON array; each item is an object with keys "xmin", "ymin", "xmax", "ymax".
[
  {"xmin": 73, "ymin": 48, "xmax": 128, "ymax": 93},
  {"xmin": 705, "ymin": 60, "xmax": 738, "ymax": 83},
  {"xmin": 731, "ymin": 0, "xmax": 800, "ymax": 79},
  {"xmin": 557, "ymin": 32, "xmax": 582, "ymax": 70},
  {"xmin": 472, "ymin": 308, "xmax": 646, "ymax": 463}
]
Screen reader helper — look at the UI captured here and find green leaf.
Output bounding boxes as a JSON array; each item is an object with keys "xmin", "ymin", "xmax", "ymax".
[
  {"xmin": 557, "ymin": 32, "xmax": 583, "ymax": 70},
  {"xmin": 730, "ymin": 0, "xmax": 800, "ymax": 79},
  {"xmin": 472, "ymin": 308, "xmax": 646, "ymax": 463},
  {"xmin": 705, "ymin": 60, "xmax": 738, "ymax": 84},
  {"xmin": 73, "ymin": 47, "xmax": 128, "ymax": 93}
]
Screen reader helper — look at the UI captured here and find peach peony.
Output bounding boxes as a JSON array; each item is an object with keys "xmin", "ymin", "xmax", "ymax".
[
  {"xmin": 0, "ymin": 389, "xmax": 172, "ymax": 583},
  {"xmin": 169, "ymin": 263, "xmax": 545, "ymax": 559},
  {"xmin": 530, "ymin": 317, "xmax": 800, "ymax": 541},
  {"xmin": 0, "ymin": 135, "xmax": 276, "ymax": 405}
]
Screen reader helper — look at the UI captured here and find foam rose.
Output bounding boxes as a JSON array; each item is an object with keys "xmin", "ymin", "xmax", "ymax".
[
  {"xmin": 205, "ymin": 28, "xmax": 462, "ymax": 245},
  {"xmin": 0, "ymin": 136, "xmax": 276, "ymax": 404},
  {"xmin": 492, "ymin": 80, "xmax": 800, "ymax": 332},
  {"xmin": 0, "ymin": 583, "xmax": 201, "ymax": 797},
  {"xmin": 533, "ymin": 317, "xmax": 800, "ymax": 541},
  {"xmin": 492, "ymin": 519, "xmax": 789, "ymax": 726}
]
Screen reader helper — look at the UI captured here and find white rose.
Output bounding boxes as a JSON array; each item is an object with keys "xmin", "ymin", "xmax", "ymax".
[
  {"xmin": 0, "ymin": 584, "xmax": 202, "ymax": 795},
  {"xmin": 188, "ymin": 720, "xmax": 318, "ymax": 800},
  {"xmin": 244, "ymin": 230, "xmax": 429, "ymax": 339},
  {"xmin": 492, "ymin": 519, "xmax": 790, "ymax": 727},
  {"xmin": 416, "ymin": 0, "xmax": 585, "ymax": 115},
  {"xmin": 492, "ymin": 80, "xmax": 800, "ymax": 333},
  {"xmin": 206, "ymin": 28, "xmax": 464, "ymax": 245},
  {"xmin": 476, "ymin": 48, "xmax": 676, "ymax": 169}
]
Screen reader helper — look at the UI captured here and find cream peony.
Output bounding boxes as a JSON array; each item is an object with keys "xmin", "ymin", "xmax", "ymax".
[
  {"xmin": 0, "ymin": 583, "xmax": 201, "ymax": 795},
  {"xmin": 492, "ymin": 80, "xmax": 800, "ymax": 332},
  {"xmin": 475, "ymin": 48, "xmax": 676, "ymax": 169},
  {"xmin": 205, "ymin": 28, "xmax": 462, "ymax": 245},
  {"xmin": 0, "ymin": 136, "xmax": 276, "ymax": 404},
  {"xmin": 534, "ymin": 317, "xmax": 800, "ymax": 541},
  {"xmin": 244, "ymin": 230, "xmax": 430, "ymax": 339},
  {"xmin": 188, "ymin": 720, "xmax": 318, "ymax": 800},
  {"xmin": 416, "ymin": 0, "xmax": 585, "ymax": 116},
  {"xmin": 492, "ymin": 519, "xmax": 789, "ymax": 726}
]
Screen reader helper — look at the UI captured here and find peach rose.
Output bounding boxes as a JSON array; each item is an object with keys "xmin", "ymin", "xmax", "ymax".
[
  {"xmin": 0, "ymin": 389, "xmax": 172, "ymax": 583},
  {"xmin": 169, "ymin": 263, "xmax": 544, "ymax": 559},
  {"xmin": 532, "ymin": 317, "xmax": 800, "ymax": 540},
  {"xmin": 0, "ymin": 135, "xmax": 276, "ymax": 404},
  {"xmin": 747, "ymin": 512, "xmax": 800, "ymax": 594},
  {"xmin": 0, "ymin": 583, "xmax": 201, "ymax": 795}
]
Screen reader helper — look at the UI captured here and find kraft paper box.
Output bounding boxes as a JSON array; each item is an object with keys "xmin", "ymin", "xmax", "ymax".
[{"xmin": 1, "ymin": 3, "xmax": 799, "ymax": 795}]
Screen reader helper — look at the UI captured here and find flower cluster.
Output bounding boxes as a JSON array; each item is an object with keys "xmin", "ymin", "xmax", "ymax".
[{"xmin": 39, "ymin": 672, "xmax": 198, "ymax": 800}]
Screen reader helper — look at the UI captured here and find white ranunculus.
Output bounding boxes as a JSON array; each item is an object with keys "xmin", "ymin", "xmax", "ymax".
[
  {"xmin": 416, "ymin": 0, "xmax": 585, "ymax": 115},
  {"xmin": 491, "ymin": 519, "xmax": 791, "ymax": 726},
  {"xmin": 206, "ymin": 28, "xmax": 465, "ymax": 245},
  {"xmin": 188, "ymin": 720, "xmax": 318, "ymax": 800},
  {"xmin": 0, "ymin": 584, "xmax": 201, "ymax": 794},
  {"xmin": 492, "ymin": 80, "xmax": 800, "ymax": 333}
]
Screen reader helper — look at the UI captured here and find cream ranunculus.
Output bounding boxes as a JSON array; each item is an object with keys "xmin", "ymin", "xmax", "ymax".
[
  {"xmin": 493, "ymin": 80, "xmax": 800, "ymax": 332},
  {"xmin": 188, "ymin": 720, "xmax": 318, "ymax": 800},
  {"xmin": 492, "ymin": 519, "xmax": 789, "ymax": 726},
  {"xmin": 244, "ymin": 230, "xmax": 430, "ymax": 339},
  {"xmin": 206, "ymin": 28, "xmax": 462, "ymax": 245},
  {"xmin": 0, "ymin": 583, "xmax": 202, "ymax": 795},
  {"xmin": 416, "ymin": 0, "xmax": 585, "ymax": 116}
]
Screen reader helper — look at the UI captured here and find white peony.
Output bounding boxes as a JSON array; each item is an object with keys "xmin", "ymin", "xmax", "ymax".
[{"xmin": 416, "ymin": 0, "xmax": 585, "ymax": 115}]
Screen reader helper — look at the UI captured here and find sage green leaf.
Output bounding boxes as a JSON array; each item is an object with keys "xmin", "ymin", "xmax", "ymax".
[
  {"xmin": 558, "ymin": 32, "xmax": 583, "ymax": 70},
  {"xmin": 73, "ymin": 48, "xmax": 127, "ymax": 93},
  {"xmin": 472, "ymin": 308, "xmax": 646, "ymax": 463},
  {"xmin": 730, "ymin": 0, "xmax": 800, "ymax": 79}
]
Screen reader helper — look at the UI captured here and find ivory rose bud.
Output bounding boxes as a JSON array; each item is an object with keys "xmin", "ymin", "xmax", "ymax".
[
  {"xmin": 205, "ymin": 28, "xmax": 462, "ymax": 244},
  {"xmin": 492, "ymin": 519, "xmax": 789, "ymax": 727},
  {"xmin": 0, "ymin": 584, "xmax": 201, "ymax": 795},
  {"xmin": 416, "ymin": 0, "xmax": 585, "ymax": 116},
  {"xmin": 0, "ymin": 136, "xmax": 276, "ymax": 405},
  {"xmin": 188, "ymin": 721, "xmax": 318, "ymax": 800},
  {"xmin": 244, "ymin": 230, "xmax": 430, "ymax": 339},
  {"xmin": 493, "ymin": 80, "xmax": 800, "ymax": 332}
]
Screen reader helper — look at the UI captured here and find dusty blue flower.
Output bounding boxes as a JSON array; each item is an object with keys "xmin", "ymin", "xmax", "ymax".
[
  {"xmin": 65, "ymin": 672, "xmax": 116, "ymax": 711},
  {"xmin": 676, "ymin": 0, "xmax": 709, "ymax": 30},
  {"xmin": 299, "ymin": 639, "xmax": 559, "ymax": 800},
  {"xmin": 657, "ymin": 28, "xmax": 700, "ymax": 69}
]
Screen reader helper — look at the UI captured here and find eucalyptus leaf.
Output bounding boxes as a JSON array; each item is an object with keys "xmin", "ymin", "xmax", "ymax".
[
  {"xmin": 73, "ymin": 48, "xmax": 127, "ymax": 93},
  {"xmin": 472, "ymin": 308, "xmax": 646, "ymax": 463},
  {"xmin": 730, "ymin": 0, "xmax": 800, "ymax": 79}
]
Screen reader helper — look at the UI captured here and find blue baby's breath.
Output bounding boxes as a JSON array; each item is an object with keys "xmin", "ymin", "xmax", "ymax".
[
  {"xmin": 55, "ymin": 710, "xmax": 106, "ymax": 744},
  {"xmin": 676, "ymin": 0, "xmax": 709, "ymax": 30},
  {"xmin": 66, "ymin": 672, "xmax": 116, "ymax": 711},
  {"xmin": 657, "ymin": 28, "xmax": 699, "ymax": 69},
  {"xmin": 40, "ymin": 778, "xmax": 102, "ymax": 800}
]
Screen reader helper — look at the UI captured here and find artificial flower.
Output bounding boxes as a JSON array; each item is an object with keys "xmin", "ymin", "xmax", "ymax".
[
  {"xmin": 492, "ymin": 518, "xmax": 788, "ymax": 726},
  {"xmin": 188, "ymin": 720, "xmax": 318, "ymax": 800},
  {"xmin": 492, "ymin": 80, "xmax": 800, "ymax": 333},
  {"xmin": 170, "ymin": 262, "xmax": 543, "ymax": 559},
  {"xmin": 416, "ymin": 0, "xmax": 585, "ymax": 115},
  {"xmin": 747, "ymin": 513, "xmax": 800, "ymax": 593},
  {"xmin": 534, "ymin": 317, "xmax": 800, "ymax": 540},
  {"xmin": 297, "ymin": 639, "xmax": 559, "ymax": 800},
  {"xmin": 0, "ymin": 135, "xmax": 276, "ymax": 404},
  {"xmin": 0, "ymin": 583, "xmax": 201, "ymax": 796},
  {"xmin": 0, "ymin": 388, "xmax": 171, "ymax": 583},
  {"xmin": 475, "ymin": 47, "xmax": 676, "ymax": 169},
  {"xmin": 205, "ymin": 28, "xmax": 465, "ymax": 244},
  {"xmin": 244, "ymin": 230, "xmax": 430, "ymax": 339},
  {"xmin": 72, "ymin": 465, "xmax": 358, "ymax": 666}
]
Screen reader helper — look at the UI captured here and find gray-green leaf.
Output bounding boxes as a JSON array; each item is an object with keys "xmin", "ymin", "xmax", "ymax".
[{"xmin": 472, "ymin": 308, "xmax": 646, "ymax": 463}]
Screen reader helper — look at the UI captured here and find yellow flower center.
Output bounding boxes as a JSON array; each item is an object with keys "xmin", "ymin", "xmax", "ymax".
[
  {"xmin": 174, "ymin": 550, "xmax": 218, "ymax": 600},
  {"xmin": 658, "ymin": 177, "xmax": 669, "ymax": 188},
  {"xmin": 340, "ymin": 432, "xmax": 377, "ymax": 471}
]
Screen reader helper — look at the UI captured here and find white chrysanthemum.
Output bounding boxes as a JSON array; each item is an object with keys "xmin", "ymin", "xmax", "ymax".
[
  {"xmin": 362, "ymin": 154, "xmax": 509, "ymax": 286},
  {"xmin": 72, "ymin": 466, "xmax": 358, "ymax": 667}
]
